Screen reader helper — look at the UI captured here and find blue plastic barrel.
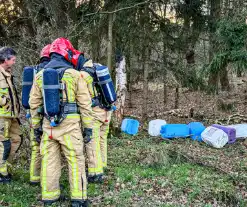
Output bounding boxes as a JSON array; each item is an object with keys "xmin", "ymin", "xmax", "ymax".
[
  {"xmin": 121, "ymin": 118, "xmax": 139, "ymax": 135},
  {"xmin": 188, "ymin": 122, "xmax": 205, "ymax": 142},
  {"xmin": 160, "ymin": 124, "xmax": 190, "ymax": 139}
]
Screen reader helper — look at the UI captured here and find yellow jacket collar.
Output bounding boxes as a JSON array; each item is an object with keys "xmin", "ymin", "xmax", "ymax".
[{"xmin": 0, "ymin": 66, "xmax": 11, "ymax": 77}]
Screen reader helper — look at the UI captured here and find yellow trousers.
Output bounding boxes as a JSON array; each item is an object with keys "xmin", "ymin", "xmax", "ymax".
[
  {"xmin": 29, "ymin": 128, "xmax": 41, "ymax": 183},
  {"xmin": 40, "ymin": 118, "xmax": 87, "ymax": 202},
  {"xmin": 0, "ymin": 118, "xmax": 22, "ymax": 176}
]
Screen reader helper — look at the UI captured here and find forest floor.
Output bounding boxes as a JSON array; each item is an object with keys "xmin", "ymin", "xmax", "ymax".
[
  {"xmin": 1, "ymin": 79, "xmax": 247, "ymax": 207},
  {"xmin": 1, "ymin": 133, "xmax": 247, "ymax": 207}
]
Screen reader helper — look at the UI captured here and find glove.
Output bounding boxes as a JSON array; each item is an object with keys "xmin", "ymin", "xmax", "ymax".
[
  {"xmin": 2, "ymin": 139, "xmax": 11, "ymax": 161},
  {"xmin": 34, "ymin": 127, "xmax": 43, "ymax": 144},
  {"xmin": 1, "ymin": 96, "xmax": 10, "ymax": 111},
  {"xmin": 83, "ymin": 128, "xmax": 92, "ymax": 143},
  {"xmin": 37, "ymin": 106, "xmax": 44, "ymax": 115}
]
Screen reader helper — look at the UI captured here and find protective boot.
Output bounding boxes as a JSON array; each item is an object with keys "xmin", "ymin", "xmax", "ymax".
[
  {"xmin": 43, "ymin": 195, "xmax": 67, "ymax": 206},
  {"xmin": 29, "ymin": 181, "xmax": 40, "ymax": 186},
  {"xmin": 44, "ymin": 200, "xmax": 57, "ymax": 206},
  {"xmin": 88, "ymin": 174, "xmax": 103, "ymax": 184},
  {"xmin": 0, "ymin": 173, "xmax": 11, "ymax": 184},
  {"xmin": 71, "ymin": 200, "xmax": 89, "ymax": 207}
]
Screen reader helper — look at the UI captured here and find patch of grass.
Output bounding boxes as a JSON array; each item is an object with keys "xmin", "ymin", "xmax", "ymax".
[
  {"xmin": 0, "ymin": 173, "xmax": 41, "ymax": 207},
  {"xmin": 1, "ymin": 132, "xmax": 247, "ymax": 206}
]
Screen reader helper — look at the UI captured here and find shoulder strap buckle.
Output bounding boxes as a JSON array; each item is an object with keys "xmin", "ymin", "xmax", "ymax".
[{"xmin": 60, "ymin": 83, "xmax": 65, "ymax": 90}]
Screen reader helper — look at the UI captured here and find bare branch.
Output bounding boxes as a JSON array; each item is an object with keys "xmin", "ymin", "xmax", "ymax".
[{"xmin": 83, "ymin": 0, "xmax": 159, "ymax": 17}]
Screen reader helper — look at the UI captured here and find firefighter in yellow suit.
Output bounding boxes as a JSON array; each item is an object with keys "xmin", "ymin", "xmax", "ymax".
[
  {"xmin": 29, "ymin": 38, "xmax": 93, "ymax": 207},
  {"xmin": 29, "ymin": 44, "xmax": 51, "ymax": 185},
  {"xmin": 0, "ymin": 47, "xmax": 22, "ymax": 183},
  {"xmin": 72, "ymin": 51, "xmax": 112, "ymax": 183}
]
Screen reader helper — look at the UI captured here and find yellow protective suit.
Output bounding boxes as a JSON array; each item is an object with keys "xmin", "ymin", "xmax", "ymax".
[
  {"xmin": 0, "ymin": 66, "xmax": 22, "ymax": 177},
  {"xmin": 81, "ymin": 60, "xmax": 112, "ymax": 178},
  {"xmin": 29, "ymin": 68, "xmax": 94, "ymax": 202}
]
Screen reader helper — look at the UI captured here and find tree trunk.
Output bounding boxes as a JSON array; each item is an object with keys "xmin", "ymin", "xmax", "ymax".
[
  {"xmin": 141, "ymin": 6, "xmax": 150, "ymax": 122},
  {"xmin": 126, "ymin": 48, "xmax": 131, "ymax": 93},
  {"xmin": 107, "ymin": 13, "xmax": 113, "ymax": 72},
  {"xmin": 175, "ymin": 87, "xmax": 179, "ymax": 109},
  {"xmin": 115, "ymin": 56, "xmax": 127, "ymax": 127},
  {"xmin": 0, "ymin": 24, "xmax": 7, "ymax": 45},
  {"xmin": 142, "ymin": 48, "xmax": 149, "ymax": 122},
  {"xmin": 162, "ymin": 2, "xmax": 168, "ymax": 105},
  {"xmin": 208, "ymin": 0, "xmax": 221, "ymax": 91},
  {"xmin": 44, "ymin": 0, "xmax": 68, "ymax": 37},
  {"xmin": 220, "ymin": 64, "xmax": 230, "ymax": 91},
  {"xmin": 68, "ymin": 0, "xmax": 79, "ymax": 48},
  {"xmin": 14, "ymin": 0, "xmax": 37, "ymax": 47},
  {"xmin": 128, "ymin": 43, "xmax": 134, "ymax": 108},
  {"xmin": 91, "ymin": 22, "xmax": 101, "ymax": 62},
  {"xmin": 237, "ymin": 65, "xmax": 242, "ymax": 77},
  {"xmin": 223, "ymin": 0, "xmax": 229, "ymax": 15},
  {"xmin": 163, "ymin": 35, "xmax": 168, "ymax": 105}
]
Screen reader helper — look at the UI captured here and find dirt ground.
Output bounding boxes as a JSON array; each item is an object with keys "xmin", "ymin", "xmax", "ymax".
[{"xmin": 124, "ymin": 74, "xmax": 247, "ymax": 124}]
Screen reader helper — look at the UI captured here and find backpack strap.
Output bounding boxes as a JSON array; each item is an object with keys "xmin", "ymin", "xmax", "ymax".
[
  {"xmin": 82, "ymin": 67, "xmax": 96, "ymax": 79},
  {"xmin": 12, "ymin": 76, "xmax": 20, "ymax": 114},
  {"xmin": 98, "ymin": 78, "xmax": 112, "ymax": 85}
]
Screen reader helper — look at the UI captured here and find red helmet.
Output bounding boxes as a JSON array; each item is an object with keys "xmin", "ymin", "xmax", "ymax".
[
  {"xmin": 71, "ymin": 50, "xmax": 82, "ymax": 67},
  {"xmin": 50, "ymin": 37, "xmax": 75, "ymax": 62},
  {"xmin": 40, "ymin": 44, "xmax": 51, "ymax": 59}
]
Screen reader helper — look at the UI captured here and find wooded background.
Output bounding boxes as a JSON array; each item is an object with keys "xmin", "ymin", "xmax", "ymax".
[
  {"xmin": 1, "ymin": 0, "xmax": 247, "ymax": 123},
  {"xmin": 2, "ymin": 2, "xmax": 247, "ymax": 206}
]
